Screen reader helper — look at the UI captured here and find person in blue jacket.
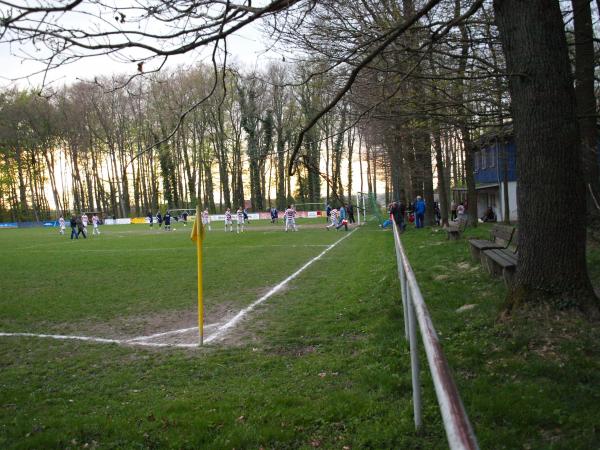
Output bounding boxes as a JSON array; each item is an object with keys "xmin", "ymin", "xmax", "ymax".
[
  {"xmin": 336, "ymin": 204, "xmax": 349, "ymax": 231},
  {"xmin": 414, "ymin": 196, "xmax": 426, "ymax": 229}
]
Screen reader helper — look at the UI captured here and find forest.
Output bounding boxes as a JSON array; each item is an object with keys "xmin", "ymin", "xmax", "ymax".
[{"xmin": 1, "ymin": 0, "xmax": 509, "ymax": 226}]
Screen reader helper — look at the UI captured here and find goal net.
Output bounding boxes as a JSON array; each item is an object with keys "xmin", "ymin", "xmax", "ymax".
[{"xmin": 356, "ymin": 192, "xmax": 385, "ymax": 225}]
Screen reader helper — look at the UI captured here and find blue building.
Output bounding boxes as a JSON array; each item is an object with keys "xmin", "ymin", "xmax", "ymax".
[{"xmin": 472, "ymin": 128, "xmax": 518, "ymax": 222}]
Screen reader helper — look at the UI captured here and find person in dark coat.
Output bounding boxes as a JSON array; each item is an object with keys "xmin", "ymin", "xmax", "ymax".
[
  {"xmin": 347, "ymin": 203, "xmax": 355, "ymax": 223},
  {"xmin": 70, "ymin": 215, "xmax": 78, "ymax": 239},
  {"xmin": 76, "ymin": 215, "xmax": 87, "ymax": 239}
]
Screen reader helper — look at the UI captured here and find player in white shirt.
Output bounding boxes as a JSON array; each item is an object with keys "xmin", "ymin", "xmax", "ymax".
[
  {"xmin": 284, "ymin": 204, "xmax": 298, "ymax": 232},
  {"xmin": 58, "ymin": 216, "xmax": 66, "ymax": 235},
  {"xmin": 81, "ymin": 213, "xmax": 89, "ymax": 237},
  {"xmin": 202, "ymin": 208, "xmax": 211, "ymax": 231},
  {"xmin": 92, "ymin": 214, "xmax": 101, "ymax": 235},
  {"xmin": 236, "ymin": 207, "xmax": 245, "ymax": 233},
  {"xmin": 326, "ymin": 208, "xmax": 339, "ymax": 230},
  {"xmin": 224, "ymin": 208, "xmax": 233, "ymax": 232}
]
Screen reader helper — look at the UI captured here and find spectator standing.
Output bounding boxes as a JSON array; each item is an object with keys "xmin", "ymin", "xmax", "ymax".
[
  {"xmin": 414, "ymin": 196, "xmax": 426, "ymax": 228},
  {"xmin": 456, "ymin": 202, "xmax": 466, "ymax": 223},
  {"xmin": 450, "ymin": 200, "xmax": 457, "ymax": 221}
]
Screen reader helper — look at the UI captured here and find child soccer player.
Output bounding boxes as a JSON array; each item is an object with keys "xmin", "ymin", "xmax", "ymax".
[
  {"xmin": 182, "ymin": 211, "xmax": 188, "ymax": 226},
  {"xmin": 58, "ymin": 216, "xmax": 66, "ymax": 235},
  {"xmin": 224, "ymin": 208, "xmax": 233, "ymax": 232},
  {"xmin": 81, "ymin": 213, "xmax": 89, "ymax": 235},
  {"xmin": 284, "ymin": 204, "xmax": 297, "ymax": 232},
  {"xmin": 147, "ymin": 211, "xmax": 153, "ymax": 228},
  {"xmin": 236, "ymin": 207, "xmax": 245, "ymax": 233},
  {"xmin": 202, "ymin": 208, "xmax": 211, "ymax": 231},
  {"xmin": 157, "ymin": 211, "xmax": 162, "ymax": 228},
  {"xmin": 164, "ymin": 211, "xmax": 171, "ymax": 231},
  {"xmin": 326, "ymin": 207, "xmax": 339, "ymax": 230},
  {"xmin": 92, "ymin": 214, "xmax": 101, "ymax": 235}
]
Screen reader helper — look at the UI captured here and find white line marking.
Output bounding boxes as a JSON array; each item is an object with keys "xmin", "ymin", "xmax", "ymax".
[
  {"xmin": 204, "ymin": 229, "xmax": 357, "ymax": 343},
  {"xmin": 127, "ymin": 323, "xmax": 219, "ymax": 342},
  {"xmin": 0, "ymin": 332, "xmax": 122, "ymax": 344},
  {"xmin": 0, "ymin": 229, "xmax": 356, "ymax": 348}
]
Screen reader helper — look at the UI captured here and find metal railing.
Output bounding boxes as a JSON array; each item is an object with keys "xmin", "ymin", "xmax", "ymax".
[{"xmin": 392, "ymin": 219, "xmax": 479, "ymax": 450}]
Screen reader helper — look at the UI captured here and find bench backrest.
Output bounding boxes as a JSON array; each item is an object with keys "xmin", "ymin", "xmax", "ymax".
[
  {"xmin": 509, "ymin": 228, "xmax": 519, "ymax": 252},
  {"xmin": 491, "ymin": 224, "xmax": 515, "ymax": 246}
]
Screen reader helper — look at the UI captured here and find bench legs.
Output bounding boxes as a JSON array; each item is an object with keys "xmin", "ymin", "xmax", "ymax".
[
  {"xmin": 481, "ymin": 253, "xmax": 503, "ymax": 278},
  {"xmin": 469, "ymin": 245, "xmax": 481, "ymax": 261},
  {"xmin": 448, "ymin": 231, "xmax": 460, "ymax": 241},
  {"xmin": 502, "ymin": 267, "xmax": 516, "ymax": 288}
]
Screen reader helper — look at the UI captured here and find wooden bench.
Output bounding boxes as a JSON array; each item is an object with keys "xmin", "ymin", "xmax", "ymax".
[
  {"xmin": 482, "ymin": 229, "xmax": 519, "ymax": 287},
  {"xmin": 468, "ymin": 224, "xmax": 515, "ymax": 261},
  {"xmin": 446, "ymin": 219, "xmax": 467, "ymax": 240}
]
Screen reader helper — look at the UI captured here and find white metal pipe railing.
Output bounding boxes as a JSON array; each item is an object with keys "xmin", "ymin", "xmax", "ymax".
[{"xmin": 392, "ymin": 219, "xmax": 479, "ymax": 450}]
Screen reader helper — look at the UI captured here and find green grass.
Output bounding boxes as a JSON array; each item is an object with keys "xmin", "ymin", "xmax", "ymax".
[{"xmin": 1, "ymin": 221, "xmax": 599, "ymax": 448}]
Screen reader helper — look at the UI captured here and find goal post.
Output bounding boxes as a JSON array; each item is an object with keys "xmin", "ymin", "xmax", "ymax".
[{"xmin": 356, "ymin": 192, "xmax": 385, "ymax": 225}]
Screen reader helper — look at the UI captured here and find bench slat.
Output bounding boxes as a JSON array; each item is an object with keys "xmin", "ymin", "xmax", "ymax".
[{"xmin": 484, "ymin": 249, "xmax": 517, "ymax": 268}]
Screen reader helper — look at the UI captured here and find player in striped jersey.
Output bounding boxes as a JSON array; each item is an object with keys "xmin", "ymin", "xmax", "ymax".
[
  {"xmin": 236, "ymin": 206, "xmax": 245, "ymax": 233},
  {"xmin": 224, "ymin": 208, "xmax": 233, "ymax": 232},
  {"xmin": 284, "ymin": 204, "xmax": 298, "ymax": 232},
  {"xmin": 202, "ymin": 208, "xmax": 211, "ymax": 231},
  {"xmin": 92, "ymin": 214, "xmax": 101, "ymax": 235},
  {"xmin": 326, "ymin": 207, "xmax": 339, "ymax": 230},
  {"xmin": 58, "ymin": 216, "xmax": 66, "ymax": 235}
]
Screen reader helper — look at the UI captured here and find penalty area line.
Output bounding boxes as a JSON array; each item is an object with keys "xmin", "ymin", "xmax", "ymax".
[{"xmin": 204, "ymin": 228, "xmax": 357, "ymax": 344}]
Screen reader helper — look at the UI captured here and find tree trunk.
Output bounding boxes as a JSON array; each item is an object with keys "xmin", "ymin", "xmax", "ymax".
[
  {"xmin": 494, "ymin": 0, "xmax": 599, "ymax": 315},
  {"xmin": 433, "ymin": 129, "xmax": 450, "ymax": 227},
  {"xmin": 572, "ymin": 0, "xmax": 600, "ymax": 222}
]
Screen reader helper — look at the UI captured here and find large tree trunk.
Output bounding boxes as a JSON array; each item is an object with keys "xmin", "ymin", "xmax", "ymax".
[
  {"xmin": 494, "ymin": 0, "xmax": 599, "ymax": 315},
  {"xmin": 572, "ymin": 0, "xmax": 600, "ymax": 224}
]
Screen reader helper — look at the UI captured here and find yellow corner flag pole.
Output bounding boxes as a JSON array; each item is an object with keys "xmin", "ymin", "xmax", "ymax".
[{"xmin": 191, "ymin": 205, "xmax": 204, "ymax": 345}]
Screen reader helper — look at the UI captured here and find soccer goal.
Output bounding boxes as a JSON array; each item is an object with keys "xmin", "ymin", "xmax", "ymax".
[
  {"xmin": 356, "ymin": 192, "xmax": 384, "ymax": 225},
  {"xmin": 168, "ymin": 209, "xmax": 196, "ymax": 224}
]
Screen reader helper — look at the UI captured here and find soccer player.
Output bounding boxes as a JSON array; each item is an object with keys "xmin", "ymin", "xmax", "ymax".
[
  {"xmin": 81, "ymin": 213, "xmax": 89, "ymax": 235},
  {"xmin": 164, "ymin": 211, "xmax": 172, "ymax": 231},
  {"xmin": 70, "ymin": 215, "xmax": 78, "ymax": 239},
  {"xmin": 156, "ymin": 211, "xmax": 162, "ymax": 228},
  {"xmin": 58, "ymin": 216, "xmax": 66, "ymax": 235},
  {"xmin": 326, "ymin": 207, "xmax": 339, "ymax": 230},
  {"xmin": 236, "ymin": 207, "xmax": 245, "ymax": 233},
  {"xmin": 92, "ymin": 214, "xmax": 101, "ymax": 235},
  {"xmin": 182, "ymin": 211, "xmax": 188, "ymax": 226},
  {"xmin": 202, "ymin": 208, "xmax": 211, "ymax": 231},
  {"xmin": 284, "ymin": 204, "xmax": 297, "ymax": 232},
  {"xmin": 224, "ymin": 208, "xmax": 233, "ymax": 232},
  {"xmin": 336, "ymin": 205, "xmax": 348, "ymax": 231},
  {"xmin": 147, "ymin": 211, "xmax": 153, "ymax": 228}
]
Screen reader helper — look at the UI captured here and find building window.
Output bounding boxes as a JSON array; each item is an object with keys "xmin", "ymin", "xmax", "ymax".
[
  {"xmin": 489, "ymin": 147, "xmax": 496, "ymax": 168},
  {"xmin": 481, "ymin": 149, "xmax": 487, "ymax": 169}
]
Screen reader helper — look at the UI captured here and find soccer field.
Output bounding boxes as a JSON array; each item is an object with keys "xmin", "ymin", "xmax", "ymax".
[
  {"xmin": 0, "ymin": 219, "xmax": 356, "ymax": 345},
  {"xmin": 0, "ymin": 220, "xmax": 436, "ymax": 449}
]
